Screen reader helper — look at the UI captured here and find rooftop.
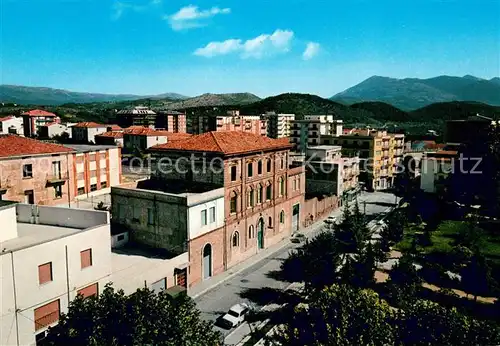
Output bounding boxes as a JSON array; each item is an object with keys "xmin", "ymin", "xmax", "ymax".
[
  {"xmin": 63, "ymin": 144, "xmax": 118, "ymax": 153},
  {"xmin": 73, "ymin": 122, "xmax": 108, "ymax": 128},
  {"xmin": 117, "ymin": 107, "xmax": 156, "ymax": 115},
  {"xmin": 157, "ymin": 110, "xmax": 185, "ymax": 115},
  {"xmin": 150, "ymin": 131, "xmax": 292, "ymax": 156},
  {"xmin": 0, "ymin": 135, "xmax": 74, "ymax": 158},
  {"xmin": 22, "ymin": 109, "xmax": 57, "ymax": 117},
  {"xmin": 96, "ymin": 131, "xmax": 124, "ymax": 139},
  {"xmin": 307, "ymin": 145, "xmax": 342, "ymax": 151},
  {"xmin": 124, "ymin": 128, "xmax": 189, "ymax": 137},
  {"xmin": 0, "ymin": 116, "xmax": 15, "ymax": 122},
  {"xmin": 134, "ymin": 179, "xmax": 221, "ymax": 197}
]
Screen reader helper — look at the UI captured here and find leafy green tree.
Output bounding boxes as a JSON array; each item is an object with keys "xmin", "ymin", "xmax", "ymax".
[
  {"xmin": 335, "ymin": 200, "xmax": 371, "ymax": 255},
  {"xmin": 460, "ymin": 253, "xmax": 496, "ymax": 301},
  {"xmin": 387, "ymin": 254, "xmax": 422, "ymax": 304},
  {"xmin": 341, "ymin": 242, "xmax": 377, "ymax": 288},
  {"xmin": 44, "ymin": 284, "xmax": 220, "ymax": 346}
]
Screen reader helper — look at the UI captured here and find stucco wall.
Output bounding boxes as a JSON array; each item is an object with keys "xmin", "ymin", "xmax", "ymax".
[{"xmin": 0, "ymin": 204, "xmax": 18, "ymax": 242}]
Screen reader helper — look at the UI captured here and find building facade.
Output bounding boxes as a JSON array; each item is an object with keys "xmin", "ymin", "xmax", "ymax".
[
  {"xmin": 420, "ymin": 151, "xmax": 459, "ymax": 194},
  {"xmin": 22, "ymin": 110, "xmax": 60, "ymax": 137},
  {"xmin": 155, "ymin": 111, "xmax": 187, "ymax": 133},
  {"xmin": 71, "ymin": 122, "xmax": 117, "ymax": 144},
  {"xmin": 290, "ymin": 116, "xmax": 343, "ymax": 153},
  {"xmin": 123, "ymin": 128, "xmax": 191, "ymax": 154},
  {"xmin": 116, "ymin": 106, "xmax": 157, "ymax": 128},
  {"xmin": 0, "ymin": 116, "xmax": 23, "ymax": 135},
  {"xmin": 263, "ymin": 112, "xmax": 295, "ymax": 138},
  {"xmin": 187, "ymin": 111, "xmax": 267, "ymax": 136},
  {"xmin": 38, "ymin": 123, "xmax": 74, "ymax": 139}
]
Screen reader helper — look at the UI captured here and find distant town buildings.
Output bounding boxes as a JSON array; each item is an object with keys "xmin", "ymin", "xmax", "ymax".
[
  {"xmin": 116, "ymin": 106, "xmax": 157, "ymax": 128},
  {"xmin": 22, "ymin": 109, "xmax": 60, "ymax": 137},
  {"xmin": 38, "ymin": 122, "xmax": 75, "ymax": 139},
  {"xmin": 263, "ymin": 112, "xmax": 295, "ymax": 138},
  {"xmin": 420, "ymin": 150, "xmax": 459, "ymax": 194},
  {"xmin": 187, "ymin": 110, "xmax": 267, "ymax": 136},
  {"xmin": 290, "ymin": 116, "xmax": 343, "ymax": 153},
  {"xmin": 156, "ymin": 110, "xmax": 187, "ymax": 133},
  {"xmin": 123, "ymin": 128, "xmax": 192, "ymax": 154}
]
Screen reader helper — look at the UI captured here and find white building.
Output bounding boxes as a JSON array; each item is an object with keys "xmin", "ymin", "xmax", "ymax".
[
  {"xmin": 420, "ymin": 151, "xmax": 458, "ymax": 193},
  {"xmin": 71, "ymin": 123, "xmax": 120, "ymax": 144},
  {"xmin": 290, "ymin": 116, "xmax": 343, "ymax": 153},
  {"xmin": 0, "ymin": 202, "xmax": 111, "ymax": 346},
  {"xmin": 38, "ymin": 122, "xmax": 75, "ymax": 139},
  {"xmin": 0, "ymin": 116, "xmax": 23, "ymax": 135},
  {"xmin": 263, "ymin": 112, "xmax": 295, "ymax": 138},
  {"xmin": 123, "ymin": 129, "xmax": 191, "ymax": 153}
]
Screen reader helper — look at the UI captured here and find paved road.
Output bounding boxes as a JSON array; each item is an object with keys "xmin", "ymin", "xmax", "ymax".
[{"xmin": 194, "ymin": 191, "xmax": 398, "ymax": 345}]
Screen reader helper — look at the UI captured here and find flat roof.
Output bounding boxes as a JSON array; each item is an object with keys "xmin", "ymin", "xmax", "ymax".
[
  {"xmin": 2, "ymin": 222, "xmax": 85, "ymax": 252},
  {"xmin": 117, "ymin": 179, "xmax": 222, "ymax": 198},
  {"xmin": 63, "ymin": 144, "xmax": 118, "ymax": 153},
  {"xmin": 308, "ymin": 145, "xmax": 342, "ymax": 151}
]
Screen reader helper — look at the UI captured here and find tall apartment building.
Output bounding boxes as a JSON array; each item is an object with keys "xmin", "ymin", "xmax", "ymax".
[
  {"xmin": 116, "ymin": 106, "xmax": 157, "ymax": 128},
  {"xmin": 321, "ymin": 129, "xmax": 405, "ymax": 190},
  {"xmin": 0, "ymin": 135, "xmax": 121, "ymax": 205},
  {"xmin": 22, "ymin": 110, "xmax": 60, "ymax": 137},
  {"xmin": 187, "ymin": 111, "xmax": 267, "ymax": 136},
  {"xmin": 290, "ymin": 116, "xmax": 343, "ymax": 153},
  {"xmin": 112, "ymin": 131, "xmax": 305, "ymax": 287},
  {"xmin": 155, "ymin": 110, "xmax": 187, "ymax": 133},
  {"xmin": 0, "ymin": 116, "xmax": 23, "ymax": 135},
  {"xmin": 263, "ymin": 112, "xmax": 295, "ymax": 138}
]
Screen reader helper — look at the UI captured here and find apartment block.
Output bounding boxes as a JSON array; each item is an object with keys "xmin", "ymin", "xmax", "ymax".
[
  {"xmin": 0, "ymin": 202, "xmax": 112, "ymax": 345},
  {"xmin": 0, "ymin": 116, "xmax": 23, "ymax": 135},
  {"xmin": 71, "ymin": 122, "xmax": 121, "ymax": 144},
  {"xmin": 155, "ymin": 110, "xmax": 187, "ymax": 133},
  {"xmin": 263, "ymin": 112, "xmax": 295, "ymax": 138},
  {"xmin": 116, "ymin": 106, "xmax": 157, "ymax": 128},
  {"xmin": 187, "ymin": 111, "xmax": 267, "ymax": 136},
  {"xmin": 321, "ymin": 129, "xmax": 405, "ymax": 190},
  {"xmin": 290, "ymin": 116, "xmax": 343, "ymax": 153},
  {"xmin": 22, "ymin": 110, "xmax": 60, "ymax": 137}
]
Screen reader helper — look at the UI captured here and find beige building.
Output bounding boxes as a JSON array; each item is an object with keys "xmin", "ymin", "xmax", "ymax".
[
  {"xmin": 290, "ymin": 116, "xmax": 343, "ymax": 153},
  {"xmin": 263, "ymin": 112, "xmax": 295, "ymax": 138},
  {"xmin": 321, "ymin": 129, "xmax": 404, "ymax": 190}
]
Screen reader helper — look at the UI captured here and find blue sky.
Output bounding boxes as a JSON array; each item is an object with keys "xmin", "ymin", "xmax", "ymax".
[{"xmin": 2, "ymin": 0, "xmax": 499, "ymax": 97}]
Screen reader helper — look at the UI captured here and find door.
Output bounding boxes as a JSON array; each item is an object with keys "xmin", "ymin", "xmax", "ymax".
[
  {"xmin": 257, "ymin": 218, "xmax": 264, "ymax": 249},
  {"xmin": 176, "ymin": 269, "xmax": 187, "ymax": 287},
  {"xmin": 203, "ymin": 244, "xmax": 212, "ymax": 280},
  {"xmin": 292, "ymin": 204, "xmax": 300, "ymax": 232},
  {"xmin": 24, "ymin": 190, "xmax": 35, "ymax": 204}
]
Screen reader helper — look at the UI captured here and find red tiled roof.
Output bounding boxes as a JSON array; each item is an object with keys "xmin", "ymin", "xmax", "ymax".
[
  {"xmin": 95, "ymin": 131, "xmax": 124, "ymax": 138},
  {"xmin": 73, "ymin": 122, "xmax": 108, "ymax": 128},
  {"xmin": 0, "ymin": 135, "xmax": 74, "ymax": 158},
  {"xmin": 125, "ymin": 128, "xmax": 178, "ymax": 136},
  {"xmin": 150, "ymin": 131, "xmax": 292, "ymax": 155},
  {"xmin": 108, "ymin": 124, "xmax": 122, "ymax": 131},
  {"xmin": 22, "ymin": 109, "xmax": 57, "ymax": 117},
  {"xmin": 0, "ymin": 116, "xmax": 15, "ymax": 122}
]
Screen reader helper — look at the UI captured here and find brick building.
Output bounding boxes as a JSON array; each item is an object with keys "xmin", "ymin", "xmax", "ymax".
[
  {"xmin": 22, "ymin": 110, "xmax": 60, "ymax": 137},
  {"xmin": 112, "ymin": 131, "xmax": 305, "ymax": 287},
  {"xmin": 0, "ymin": 135, "xmax": 121, "ymax": 205},
  {"xmin": 156, "ymin": 110, "xmax": 187, "ymax": 133}
]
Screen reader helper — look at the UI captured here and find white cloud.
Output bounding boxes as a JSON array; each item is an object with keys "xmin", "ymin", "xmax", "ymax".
[
  {"xmin": 112, "ymin": 0, "xmax": 161, "ymax": 20},
  {"xmin": 302, "ymin": 42, "xmax": 320, "ymax": 60},
  {"xmin": 167, "ymin": 5, "xmax": 231, "ymax": 31},
  {"xmin": 194, "ymin": 29, "xmax": 294, "ymax": 59}
]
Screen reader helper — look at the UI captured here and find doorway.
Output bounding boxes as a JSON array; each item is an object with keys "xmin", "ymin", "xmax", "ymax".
[
  {"xmin": 257, "ymin": 218, "xmax": 264, "ymax": 249},
  {"xmin": 24, "ymin": 190, "xmax": 35, "ymax": 204},
  {"xmin": 292, "ymin": 204, "xmax": 300, "ymax": 232},
  {"xmin": 202, "ymin": 244, "xmax": 212, "ymax": 280}
]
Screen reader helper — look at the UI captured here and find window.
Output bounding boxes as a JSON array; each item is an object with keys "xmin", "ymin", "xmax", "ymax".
[
  {"xmin": 280, "ymin": 158, "xmax": 284, "ymax": 169},
  {"xmin": 280, "ymin": 210, "xmax": 285, "ymax": 224},
  {"xmin": 54, "ymin": 186, "xmax": 62, "ymax": 199},
  {"xmin": 257, "ymin": 161, "xmax": 262, "ymax": 174},
  {"xmin": 232, "ymin": 231, "xmax": 240, "ymax": 247},
  {"xmin": 268, "ymin": 217, "xmax": 273, "ymax": 228},
  {"xmin": 148, "ymin": 208, "xmax": 154, "ymax": 225},
  {"xmin": 248, "ymin": 225, "xmax": 254, "ymax": 239},
  {"xmin": 279, "ymin": 177, "xmax": 285, "ymax": 196},
  {"xmin": 201, "ymin": 209, "xmax": 207, "ymax": 226},
  {"xmin": 293, "ymin": 179, "xmax": 297, "ymax": 191},
  {"xmin": 52, "ymin": 161, "xmax": 61, "ymax": 179},
  {"xmin": 38, "ymin": 262, "xmax": 53, "ymax": 285},
  {"xmin": 247, "ymin": 162, "xmax": 253, "ymax": 177},
  {"xmin": 376, "ymin": 151, "xmax": 381, "ymax": 156},
  {"xmin": 34, "ymin": 300, "xmax": 60, "ymax": 331},
  {"xmin": 230, "ymin": 193, "xmax": 237, "ymax": 214},
  {"xmin": 266, "ymin": 184, "xmax": 272, "ymax": 200},
  {"xmin": 80, "ymin": 249, "xmax": 92, "ymax": 269},
  {"xmin": 23, "ymin": 164, "xmax": 33, "ymax": 178},
  {"xmin": 101, "ymin": 181, "xmax": 107, "ymax": 189},
  {"xmin": 267, "ymin": 159, "xmax": 271, "ymax": 172},
  {"xmin": 117, "ymin": 234, "xmax": 125, "ymax": 241},
  {"xmin": 90, "ymin": 184, "xmax": 97, "ymax": 192},
  {"xmin": 77, "ymin": 283, "xmax": 98, "ymax": 299},
  {"xmin": 248, "ymin": 188, "xmax": 254, "ymax": 207},
  {"xmin": 230, "ymin": 166, "xmax": 237, "ymax": 181},
  {"xmin": 209, "ymin": 206, "xmax": 216, "ymax": 223},
  {"xmin": 77, "ymin": 187, "xmax": 85, "ymax": 195},
  {"xmin": 257, "ymin": 185, "xmax": 263, "ymax": 204}
]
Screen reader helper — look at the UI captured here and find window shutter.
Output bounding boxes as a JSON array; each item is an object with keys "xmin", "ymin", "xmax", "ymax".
[
  {"xmin": 80, "ymin": 249, "xmax": 92, "ymax": 269},
  {"xmin": 34, "ymin": 300, "xmax": 60, "ymax": 330},
  {"xmin": 77, "ymin": 283, "xmax": 98, "ymax": 298},
  {"xmin": 38, "ymin": 263, "xmax": 52, "ymax": 284}
]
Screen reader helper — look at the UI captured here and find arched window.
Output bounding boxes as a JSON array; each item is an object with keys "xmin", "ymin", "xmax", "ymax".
[
  {"xmin": 279, "ymin": 177, "xmax": 285, "ymax": 196},
  {"xmin": 257, "ymin": 160, "xmax": 262, "ymax": 174},
  {"xmin": 257, "ymin": 184, "xmax": 263, "ymax": 204},
  {"xmin": 266, "ymin": 181, "xmax": 272, "ymax": 200},
  {"xmin": 232, "ymin": 231, "xmax": 240, "ymax": 247},
  {"xmin": 280, "ymin": 210, "xmax": 285, "ymax": 224},
  {"xmin": 230, "ymin": 191, "xmax": 238, "ymax": 214},
  {"xmin": 248, "ymin": 225, "xmax": 254, "ymax": 239},
  {"xmin": 248, "ymin": 187, "xmax": 254, "ymax": 207},
  {"xmin": 267, "ymin": 159, "xmax": 272, "ymax": 172},
  {"xmin": 268, "ymin": 216, "xmax": 272, "ymax": 228}
]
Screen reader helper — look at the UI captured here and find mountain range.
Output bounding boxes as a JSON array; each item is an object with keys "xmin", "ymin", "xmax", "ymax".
[
  {"xmin": 0, "ymin": 85, "xmax": 188, "ymax": 105},
  {"xmin": 331, "ymin": 75, "xmax": 500, "ymax": 110}
]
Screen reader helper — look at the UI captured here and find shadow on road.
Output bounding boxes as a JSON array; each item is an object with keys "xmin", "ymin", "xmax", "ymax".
[{"xmin": 364, "ymin": 201, "xmax": 397, "ymax": 208}]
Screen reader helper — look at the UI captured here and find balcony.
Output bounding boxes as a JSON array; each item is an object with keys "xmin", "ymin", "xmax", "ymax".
[{"xmin": 46, "ymin": 172, "xmax": 69, "ymax": 186}]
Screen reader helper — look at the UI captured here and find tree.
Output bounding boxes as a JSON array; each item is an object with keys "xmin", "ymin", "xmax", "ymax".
[
  {"xmin": 341, "ymin": 242, "xmax": 377, "ymax": 288},
  {"xmin": 335, "ymin": 199, "xmax": 371, "ymax": 255},
  {"xmin": 44, "ymin": 284, "xmax": 220, "ymax": 346},
  {"xmin": 460, "ymin": 253, "xmax": 496, "ymax": 301},
  {"xmin": 387, "ymin": 254, "xmax": 422, "ymax": 304},
  {"xmin": 385, "ymin": 209, "xmax": 406, "ymax": 244}
]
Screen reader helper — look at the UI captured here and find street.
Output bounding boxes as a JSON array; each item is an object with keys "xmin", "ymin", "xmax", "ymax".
[{"xmin": 194, "ymin": 191, "xmax": 398, "ymax": 345}]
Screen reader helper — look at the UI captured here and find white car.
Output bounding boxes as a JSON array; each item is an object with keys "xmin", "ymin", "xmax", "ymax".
[{"xmin": 219, "ymin": 303, "xmax": 250, "ymax": 328}]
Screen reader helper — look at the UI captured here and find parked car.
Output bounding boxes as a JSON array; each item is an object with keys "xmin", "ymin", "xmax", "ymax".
[
  {"xmin": 217, "ymin": 303, "xmax": 250, "ymax": 329},
  {"xmin": 291, "ymin": 232, "xmax": 306, "ymax": 243}
]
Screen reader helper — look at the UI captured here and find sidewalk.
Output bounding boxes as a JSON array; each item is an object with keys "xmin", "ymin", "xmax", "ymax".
[{"xmin": 189, "ymin": 192, "xmax": 378, "ymax": 300}]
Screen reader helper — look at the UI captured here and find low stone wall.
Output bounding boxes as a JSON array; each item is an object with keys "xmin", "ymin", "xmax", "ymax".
[{"xmin": 303, "ymin": 195, "xmax": 339, "ymax": 227}]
